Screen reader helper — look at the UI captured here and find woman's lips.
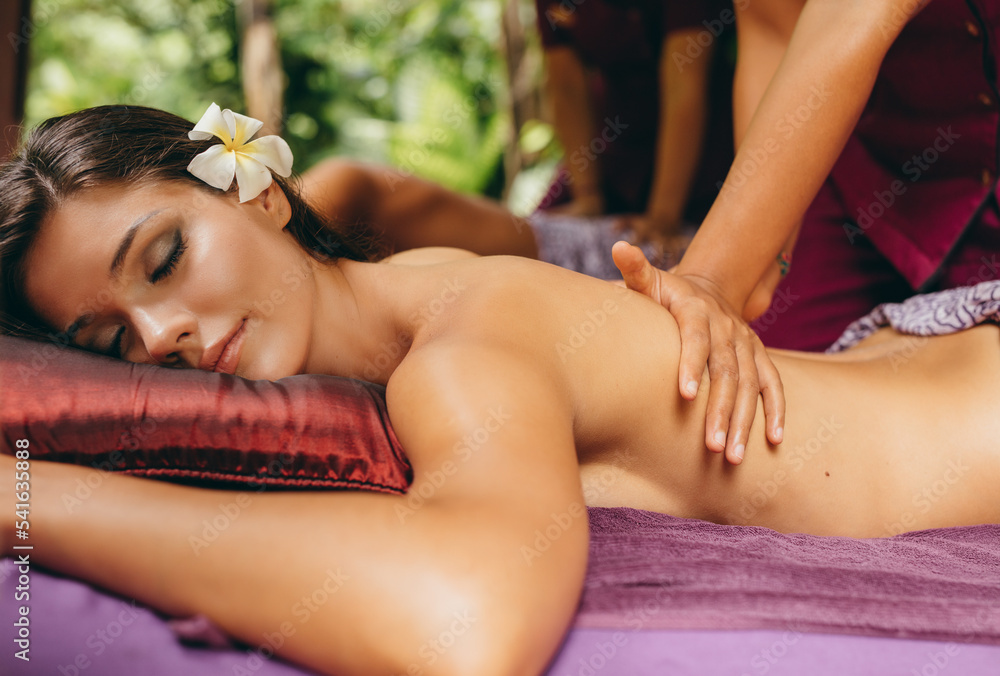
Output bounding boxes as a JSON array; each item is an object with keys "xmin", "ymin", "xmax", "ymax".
[{"xmin": 212, "ymin": 319, "xmax": 248, "ymax": 375}]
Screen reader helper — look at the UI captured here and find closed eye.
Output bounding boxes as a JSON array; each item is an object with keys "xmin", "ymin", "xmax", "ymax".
[
  {"xmin": 150, "ymin": 229, "xmax": 187, "ymax": 283},
  {"xmin": 109, "ymin": 325, "xmax": 126, "ymax": 359},
  {"xmin": 102, "ymin": 229, "xmax": 187, "ymax": 358}
]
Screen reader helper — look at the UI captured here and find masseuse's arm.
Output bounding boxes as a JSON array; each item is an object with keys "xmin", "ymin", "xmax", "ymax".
[
  {"xmin": 3, "ymin": 348, "xmax": 585, "ymax": 675},
  {"xmin": 679, "ymin": 0, "xmax": 917, "ymax": 311},
  {"xmin": 301, "ymin": 158, "xmax": 537, "ymax": 258},
  {"xmin": 635, "ymin": 0, "xmax": 920, "ymax": 458},
  {"xmin": 728, "ymin": 0, "xmax": 805, "ymax": 319}
]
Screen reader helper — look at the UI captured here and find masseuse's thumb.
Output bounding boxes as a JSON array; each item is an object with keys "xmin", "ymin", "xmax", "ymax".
[{"xmin": 612, "ymin": 241, "xmax": 661, "ymax": 305}]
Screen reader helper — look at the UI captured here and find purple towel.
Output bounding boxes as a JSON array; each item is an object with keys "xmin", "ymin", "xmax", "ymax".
[{"xmin": 575, "ymin": 508, "xmax": 1000, "ymax": 644}]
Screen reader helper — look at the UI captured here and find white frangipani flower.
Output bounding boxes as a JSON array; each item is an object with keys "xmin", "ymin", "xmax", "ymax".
[{"xmin": 186, "ymin": 102, "xmax": 293, "ymax": 203}]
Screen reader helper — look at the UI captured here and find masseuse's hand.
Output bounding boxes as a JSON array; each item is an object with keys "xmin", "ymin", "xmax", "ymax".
[{"xmin": 612, "ymin": 241, "xmax": 785, "ymax": 465}]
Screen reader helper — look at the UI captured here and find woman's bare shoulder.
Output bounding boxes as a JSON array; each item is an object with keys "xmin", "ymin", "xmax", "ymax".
[{"xmin": 382, "ymin": 247, "xmax": 480, "ymax": 266}]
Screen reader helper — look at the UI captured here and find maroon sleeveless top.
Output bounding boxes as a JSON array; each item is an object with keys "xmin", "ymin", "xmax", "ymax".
[{"xmin": 828, "ymin": 0, "xmax": 998, "ymax": 290}]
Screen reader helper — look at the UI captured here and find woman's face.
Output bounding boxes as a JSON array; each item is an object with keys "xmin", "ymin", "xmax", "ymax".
[{"xmin": 23, "ymin": 180, "xmax": 321, "ymax": 381}]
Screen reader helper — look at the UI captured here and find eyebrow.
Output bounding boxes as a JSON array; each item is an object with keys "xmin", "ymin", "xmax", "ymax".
[
  {"xmin": 110, "ymin": 209, "xmax": 166, "ymax": 280},
  {"xmin": 62, "ymin": 208, "xmax": 167, "ymax": 338}
]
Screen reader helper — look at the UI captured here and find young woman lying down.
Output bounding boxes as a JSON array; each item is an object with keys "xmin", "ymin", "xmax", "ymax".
[{"xmin": 1, "ymin": 105, "xmax": 997, "ymax": 676}]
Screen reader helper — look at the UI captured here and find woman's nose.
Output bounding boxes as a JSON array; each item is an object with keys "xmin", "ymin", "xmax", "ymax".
[{"xmin": 132, "ymin": 306, "xmax": 196, "ymax": 366}]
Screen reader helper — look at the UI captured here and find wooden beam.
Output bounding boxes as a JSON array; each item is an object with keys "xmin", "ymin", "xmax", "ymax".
[
  {"xmin": 500, "ymin": 0, "xmax": 542, "ymax": 199},
  {"xmin": 239, "ymin": 0, "xmax": 284, "ymax": 135},
  {"xmin": 1, "ymin": 0, "xmax": 31, "ymax": 160}
]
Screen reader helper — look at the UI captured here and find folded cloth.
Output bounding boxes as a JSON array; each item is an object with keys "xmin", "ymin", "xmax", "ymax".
[
  {"xmin": 575, "ymin": 508, "xmax": 1000, "ymax": 644},
  {"xmin": 827, "ymin": 280, "xmax": 1000, "ymax": 353}
]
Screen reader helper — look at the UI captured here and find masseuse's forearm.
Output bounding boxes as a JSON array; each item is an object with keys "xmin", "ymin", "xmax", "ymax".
[
  {"xmin": 646, "ymin": 30, "xmax": 713, "ymax": 223},
  {"xmin": 24, "ymin": 459, "xmax": 521, "ymax": 676},
  {"xmin": 676, "ymin": 0, "xmax": 911, "ymax": 311},
  {"xmin": 731, "ymin": 3, "xmax": 803, "ymax": 317}
]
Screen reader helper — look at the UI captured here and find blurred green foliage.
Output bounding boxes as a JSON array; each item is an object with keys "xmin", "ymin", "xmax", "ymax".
[
  {"xmin": 26, "ymin": 0, "xmax": 242, "ymax": 132},
  {"xmin": 24, "ymin": 0, "xmax": 531, "ymax": 199}
]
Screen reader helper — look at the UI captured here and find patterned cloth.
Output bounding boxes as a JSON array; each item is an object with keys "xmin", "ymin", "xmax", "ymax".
[
  {"xmin": 827, "ymin": 280, "xmax": 1000, "ymax": 353},
  {"xmin": 528, "ymin": 211, "xmax": 693, "ymax": 280}
]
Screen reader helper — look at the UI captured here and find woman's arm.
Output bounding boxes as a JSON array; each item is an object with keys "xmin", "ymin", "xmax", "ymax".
[
  {"xmin": 300, "ymin": 159, "xmax": 536, "ymax": 258},
  {"xmin": 2, "ymin": 345, "xmax": 586, "ymax": 676},
  {"xmin": 386, "ymin": 341, "xmax": 589, "ymax": 673}
]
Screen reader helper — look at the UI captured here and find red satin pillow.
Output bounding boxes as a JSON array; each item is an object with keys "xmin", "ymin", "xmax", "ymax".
[{"xmin": 0, "ymin": 335, "xmax": 412, "ymax": 493}]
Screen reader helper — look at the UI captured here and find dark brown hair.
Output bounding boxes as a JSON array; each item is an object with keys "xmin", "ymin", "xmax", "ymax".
[{"xmin": 0, "ymin": 104, "xmax": 381, "ymax": 342}]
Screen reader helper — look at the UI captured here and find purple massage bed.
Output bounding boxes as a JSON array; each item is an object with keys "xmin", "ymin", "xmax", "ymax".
[{"xmin": 4, "ymin": 507, "xmax": 999, "ymax": 676}]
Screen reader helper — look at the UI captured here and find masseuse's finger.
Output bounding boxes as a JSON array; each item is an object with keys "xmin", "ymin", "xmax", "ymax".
[
  {"xmin": 612, "ymin": 241, "xmax": 661, "ymax": 303},
  {"xmin": 701, "ymin": 313, "xmax": 741, "ymax": 455},
  {"xmin": 724, "ymin": 330, "xmax": 762, "ymax": 464},
  {"xmin": 672, "ymin": 306, "xmax": 718, "ymax": 453},
  {"xmin": 673, "ymin": 306, "xmax": 711, "ymax": 406},
  {"xmin": 615, "ymin": 241, "xmax": 703, "ymax": 401},
  {"xmin": 754, "ymin": 338, "xmax": 785, "ymax": 445}
]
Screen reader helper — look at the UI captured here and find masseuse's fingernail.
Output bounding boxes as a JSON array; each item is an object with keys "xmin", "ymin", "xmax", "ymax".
[
  {"xmin": 714, "ymin": 430, "xmax": 726, "ymax": 449},
  {"xmin": 734, "ymin": 444, "xmax": 745, "ymax": 462},
  {"xmin": 685, "ymin": 381, "xmax": 698, "ymax": 397},
  {"xmin": 774, "ymin": 426, "xmax": 783, "ymax": 443}
]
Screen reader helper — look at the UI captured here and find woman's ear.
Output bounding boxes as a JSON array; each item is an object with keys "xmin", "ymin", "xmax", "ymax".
[{"xmin": 256, "ymin": 180, "xmax": 292, "ymax": 230}]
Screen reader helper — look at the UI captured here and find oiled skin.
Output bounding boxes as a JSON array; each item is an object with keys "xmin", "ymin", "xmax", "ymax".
[
  {"xmin": 389, "ymin": 254, "xmax": 1000, "ymax": 538},
  {"xmin": 7, "ymin": 251, "xmax": 998, "ymax": 676}
]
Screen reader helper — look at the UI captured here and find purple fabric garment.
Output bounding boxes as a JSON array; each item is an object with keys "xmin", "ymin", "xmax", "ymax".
[
  {"xmin": 827, "ymin": 279, "xmax": 1000, "ymax": 352},
  {"xmin": 757, "ymin": 0, "xmax": 1000, "ymax": 352},
  {"xmin": 826, "ymin": 0, "xmax": 998, "ymax": 289},
  {"xmin": 749, "ymin": 182, "xmax": 917, "ymax": 351},
  {"xmin": 575, "ymin": 508, "xmax": 1000, "ymax": 644}
]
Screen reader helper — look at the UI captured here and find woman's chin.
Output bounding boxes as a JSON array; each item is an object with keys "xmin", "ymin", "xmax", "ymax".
[
  {"xmin": 237, "ymin": 348, "xmax": 307, "ymax": 382},
  {"xmin": 231, "ymin": 320, "xmax": 311, "ymax": 381}
]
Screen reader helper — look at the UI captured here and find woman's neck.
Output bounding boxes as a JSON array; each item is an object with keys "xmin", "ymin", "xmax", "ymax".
[{"xmin": 302, "ymin": 259, "xmax": 423, "ymax": 384}]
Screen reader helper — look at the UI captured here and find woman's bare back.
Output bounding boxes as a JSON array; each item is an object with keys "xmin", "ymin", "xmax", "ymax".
[{"xmin": 394, "ymin": 255, "xmax": 1000, "ymax": 538}]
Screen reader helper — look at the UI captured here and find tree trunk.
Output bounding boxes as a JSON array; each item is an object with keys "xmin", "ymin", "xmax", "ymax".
[
  {"xmin": 500, "ymin": 0, "xmax": 543, "ymax": 199},
  {"xmin": 239, "ymin": 0, "xmax": 284, "ymax": 135},
  {"xmin": 1, "ymin": 0, "xmax": 31, "ymax": 160}
]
